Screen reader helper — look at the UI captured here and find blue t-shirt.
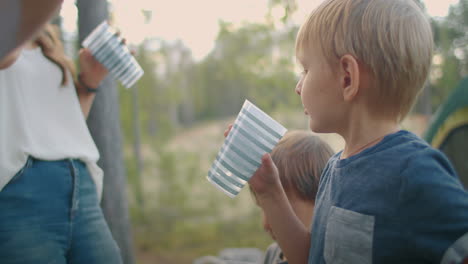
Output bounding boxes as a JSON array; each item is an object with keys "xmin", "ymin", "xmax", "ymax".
[{"xmin": 308, "ymin": 130, "xmax": 468, "ymax": 264}]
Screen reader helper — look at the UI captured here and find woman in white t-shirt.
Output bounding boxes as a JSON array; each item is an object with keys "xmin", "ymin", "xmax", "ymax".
[{"xmin": 0, "ymin": 24, "xmax": 122, "ymax": 263}]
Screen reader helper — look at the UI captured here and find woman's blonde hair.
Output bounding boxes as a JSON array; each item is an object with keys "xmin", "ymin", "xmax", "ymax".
[
  {"xmin": 35, "ymin": 24, "xmax": 77, "ymax": 86},
  {"xmin": 251, "ymin": 130, "xmax": 334, "ymax": 202},
  {"xmin": 296, "ymin": 0, "xmax": 433, "ymax": 121}
]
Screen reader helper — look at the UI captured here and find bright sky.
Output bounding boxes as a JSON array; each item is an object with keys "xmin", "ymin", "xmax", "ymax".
[{"xmin": 61, "ymin": 0, "xmax": 460, "ymax": 60}]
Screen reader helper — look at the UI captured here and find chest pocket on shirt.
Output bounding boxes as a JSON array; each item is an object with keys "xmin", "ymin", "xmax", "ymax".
[{"xmin": 324, "ymin": 206, "xmax": 375, "ymax": 264}]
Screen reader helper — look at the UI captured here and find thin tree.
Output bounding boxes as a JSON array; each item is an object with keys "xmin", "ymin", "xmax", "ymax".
[{"xmin": 76, "ymin": 0, "xmax": 135, "ymax": 263}]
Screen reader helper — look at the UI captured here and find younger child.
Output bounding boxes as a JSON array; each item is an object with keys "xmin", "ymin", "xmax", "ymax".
[{"xmin": 251, "ymin": 131, "xmax": 334, "ymax": 264}]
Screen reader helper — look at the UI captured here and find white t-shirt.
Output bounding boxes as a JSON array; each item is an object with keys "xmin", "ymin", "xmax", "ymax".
[{"xmin": 0, "ymin": 47, "xmax": 103, "ymax": 200}]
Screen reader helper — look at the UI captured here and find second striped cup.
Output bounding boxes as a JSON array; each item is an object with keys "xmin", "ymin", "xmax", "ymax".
[{"xmin": 207, "ymin": 100, "xmax": 287, "ymax": 198}]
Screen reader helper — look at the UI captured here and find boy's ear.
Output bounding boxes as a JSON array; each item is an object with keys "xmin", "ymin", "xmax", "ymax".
[{"xmin": 340, "ymin": 54, "xmax": 360, "ymax": 102}]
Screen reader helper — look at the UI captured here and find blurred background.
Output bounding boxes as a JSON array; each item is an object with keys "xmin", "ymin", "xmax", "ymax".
[{"xmin": 53, "ymin": 0, "xmax": 467, "ymax": 263}]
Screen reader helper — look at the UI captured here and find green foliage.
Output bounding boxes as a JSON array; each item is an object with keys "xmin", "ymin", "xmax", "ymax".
[
  {"xmin": 268, "ymin": 0, "xmax": 298, "ymax": 24},
  {"xmin": 119, "ymin": 20, "xmax": 301, "ymax": 134},
  {"xmin": 431, "ymin": 0, "xmax": 468, "ymax": 106},
  {"xmin": 129, "ymin": 149, "xmax": 271, "ymax": 262}
]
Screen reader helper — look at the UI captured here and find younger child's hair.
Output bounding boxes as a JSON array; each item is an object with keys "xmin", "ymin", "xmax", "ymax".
[
  {"xmin": 251, "ymin": 130, "xmax": 334, "ymax": 201},
  {"xmin": 296, "ymin": 0, "xmax": 433, "ymax": 121}
]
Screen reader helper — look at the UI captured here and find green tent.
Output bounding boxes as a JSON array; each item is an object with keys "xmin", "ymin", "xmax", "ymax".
[{"xmin": 425, "ymin": 77, "xmax": 468, "ymax": 189}]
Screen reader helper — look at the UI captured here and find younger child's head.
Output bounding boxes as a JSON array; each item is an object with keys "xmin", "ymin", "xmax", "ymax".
[
  {"xmin": 251, "ymin": 130, "xmax": 334, "ymax": 239},
  {"xmin": 295, "ymin": 0, "xmax": 433, "ymax": 129}
]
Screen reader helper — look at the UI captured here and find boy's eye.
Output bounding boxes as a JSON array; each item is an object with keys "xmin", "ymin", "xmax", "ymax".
[{"xmin": 301, "ymin": 69, "xmax": 308, "ymax": 75}]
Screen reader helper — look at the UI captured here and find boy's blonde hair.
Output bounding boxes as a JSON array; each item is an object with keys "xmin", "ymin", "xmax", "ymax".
[
  {"xmin": 296, "ymin": 0, "xmax": 433, "ymax": 121},
  {"xmin": 250, "ymin": 131, "xmax": 334, "ymax": 202}
]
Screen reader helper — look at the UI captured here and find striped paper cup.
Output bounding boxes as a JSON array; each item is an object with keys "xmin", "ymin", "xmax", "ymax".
[
  {"xmin": 207, "ymin": 100, "xmax": 287, "ymax": 198},
  {"xmin": 82, "ymin": 21, "xmax": 144, "ymax": 88}
]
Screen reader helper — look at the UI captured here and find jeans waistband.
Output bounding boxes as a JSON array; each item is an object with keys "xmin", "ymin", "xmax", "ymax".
[{"xmin": 27, "ymin": 156, "xmax": 86, "ymax": 168}]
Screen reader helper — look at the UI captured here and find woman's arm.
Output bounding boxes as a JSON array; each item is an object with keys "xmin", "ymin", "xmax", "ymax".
[
  {"xmin": 76, "ymin": 83, "xmax": 97, "ymax": 118},
  {"xmin": 75, "ymin": 49, "xmax": 108, "ymax": 118},
  {"xmin": 0, "ymin": 0, "xmax": 62, "ymax": 60},
  {"xmin": 0, "ymin": 47, "xmax": 22, "ymax": 69}
]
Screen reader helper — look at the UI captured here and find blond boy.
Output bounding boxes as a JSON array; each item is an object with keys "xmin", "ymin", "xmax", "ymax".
[{"xmin": 245, "ymin": 0, "xmax": 468, "ymax": 263}]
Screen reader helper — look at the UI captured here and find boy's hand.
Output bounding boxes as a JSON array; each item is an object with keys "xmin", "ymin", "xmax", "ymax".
[
  {"xmin": 223, "ymin": 124, "xmax": 233, "ymax": 137},
  {"xmin": 223, "ymin": 124, "xmax": 282, "ymax": 200},
  {"xmin": 249, "ymin": 153, "xmax": 282, "ymax": 200}
]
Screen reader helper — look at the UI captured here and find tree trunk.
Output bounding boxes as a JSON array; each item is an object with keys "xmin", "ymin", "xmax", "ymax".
[
  {"xmin": 131, "ymin": 84, "xmax": 145, "ymax": 208},
  {"xmin": 77, "ymin": 1, "xmax": 135, "ymax": 264}
]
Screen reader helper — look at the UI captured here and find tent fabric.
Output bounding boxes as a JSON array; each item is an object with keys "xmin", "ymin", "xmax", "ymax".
[
  {"xmin": 425, "ymin": 78, "xmax": 468, "ymax": 144},
  {"xmin": 424, "ymin": 77, "xmax": 468, "ymax": 188}
]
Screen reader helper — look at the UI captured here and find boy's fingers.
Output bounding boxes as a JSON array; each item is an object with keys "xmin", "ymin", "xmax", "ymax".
[
  {"xmin": 261, "ymin": 153, "xmax": 275, "ymax": 172},
  {"xmin": 223, "ymin": 124, "xmax": 233, "ymax": 138}
]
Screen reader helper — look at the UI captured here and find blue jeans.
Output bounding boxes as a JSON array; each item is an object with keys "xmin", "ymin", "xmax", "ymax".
[{"xmin": 0, "ymin": 157, "xmax": 123, "ymax": 264}]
